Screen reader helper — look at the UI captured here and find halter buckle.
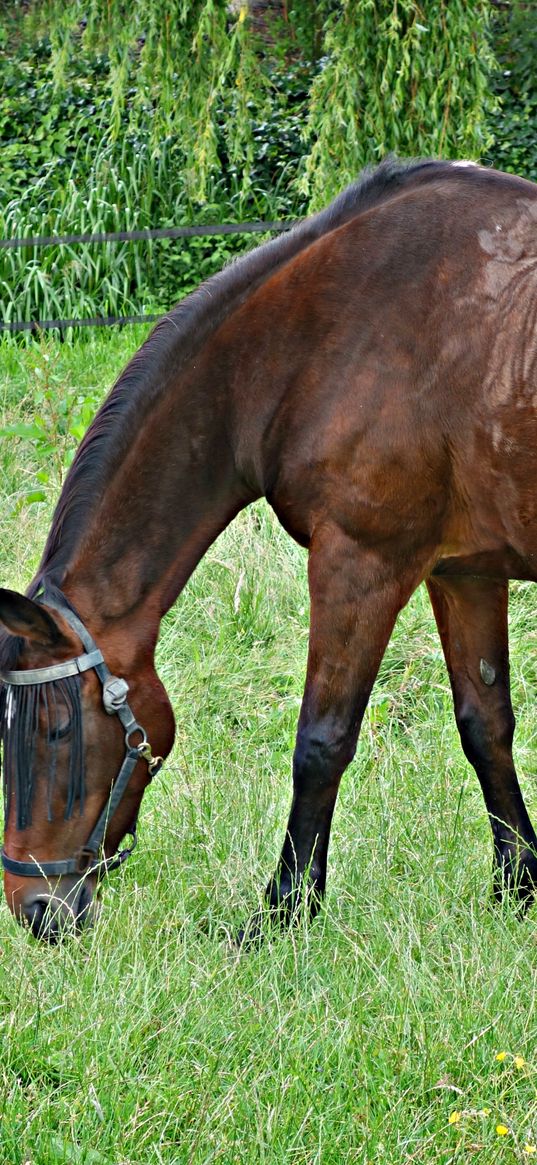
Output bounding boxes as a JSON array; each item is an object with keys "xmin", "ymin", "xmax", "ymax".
[
  {"xmin": 75, "ymin": 847, "xmax": 97, "ymax": 875},
  {"xmin": 103, "ymin": 676, "xmax": 130, "ymax": 713}
]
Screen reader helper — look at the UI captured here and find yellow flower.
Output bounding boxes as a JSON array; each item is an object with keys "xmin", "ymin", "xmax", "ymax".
[
  {"xmin": 524, "ymin": 1146, "xmax": 537, "ymax": 1156},
  {"xmin": 495, "ymin": 1052, "xmax": 507, "ymax": 1062},
  {"xmin": 480, "ymin": 1108, "xmax": 491, "ymax": 1116},
  {"xmin": 496, "ymin": 1124, "xmax": 509, "ymax": 1136},
  {"xmin": 515, "ymin": 1055, "xmax": 525, "ymax": 1069},
  {"xmin": 448, "ymin": 1111, "xmax": 461, "ymax": 1125}
]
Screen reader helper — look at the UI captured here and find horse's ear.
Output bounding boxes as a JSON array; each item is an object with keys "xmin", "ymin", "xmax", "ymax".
[{"xmin": 0, "ymin": 588, "xmax": 68, "ymax": 648}]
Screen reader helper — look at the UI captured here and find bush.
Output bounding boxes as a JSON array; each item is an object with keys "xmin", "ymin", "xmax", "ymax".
[
  {"xmin": 0, "ymin": 1, "xmax": 526, "ymax": 328},
  {"xmin": 484, "ymin": 1, "xmax": 537, "ymax": 182}
]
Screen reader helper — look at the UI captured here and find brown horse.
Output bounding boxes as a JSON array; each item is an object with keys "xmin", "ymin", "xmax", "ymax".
[{"xmin": 2, "ymin": 158, "xmax": 537, "ymax": 942}]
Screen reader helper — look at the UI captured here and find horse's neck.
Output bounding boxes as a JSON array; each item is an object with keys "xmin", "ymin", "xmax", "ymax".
[{"xmin": 61, "ymin": 355, "xmax": 256, "ymax": 654}]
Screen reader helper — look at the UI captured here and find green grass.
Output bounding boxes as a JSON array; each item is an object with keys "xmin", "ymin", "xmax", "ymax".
[{"xmin": 1, "ymin": 334, "xmax": 537, "ymax": 1164}]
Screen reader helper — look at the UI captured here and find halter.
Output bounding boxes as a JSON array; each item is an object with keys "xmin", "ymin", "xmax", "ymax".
[{"xmin": 0, "ymin": 592, "xmax": 162, "ymax": 880}]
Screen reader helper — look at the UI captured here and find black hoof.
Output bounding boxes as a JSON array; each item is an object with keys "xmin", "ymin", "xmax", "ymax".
[
  {"xmin": 235, "ymin": 879, "xmax": 324, "ymax": 948},
  {"xmin": 492, "ymin": 847, "xmax": 537, "ymax": 909},
  {"xmin": 235, "ymin": 913, "xmax": 266, "ymax": 949}
]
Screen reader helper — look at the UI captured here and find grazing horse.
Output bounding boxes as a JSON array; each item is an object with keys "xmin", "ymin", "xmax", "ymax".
[{"xmin": 1, "ymin": 158, "xmax": 537, "ymax": 942}]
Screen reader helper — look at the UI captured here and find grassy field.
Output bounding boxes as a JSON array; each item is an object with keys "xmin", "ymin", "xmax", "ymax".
[{"xmin": 1, "ymin": 333, "xmax": 537, "ymax": 1164}]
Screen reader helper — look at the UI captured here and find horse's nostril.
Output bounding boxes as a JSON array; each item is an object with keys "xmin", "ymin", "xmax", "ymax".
[
  {"xmin": 22, "ymin": 897, "xmax": 61, "ymax": 943},
  {"xmin": 23, "ymin": 897, "xmax": 44, "ymax": 937},
  {"xmin": 20, "ymin": 889, "xmax": 95, "ymax": 942},
  {"xmin": 74, "ymin": 882, "xmax": 94, "ymax": 927}
]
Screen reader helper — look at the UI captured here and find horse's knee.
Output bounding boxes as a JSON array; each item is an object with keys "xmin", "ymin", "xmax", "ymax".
[
  {"xmin": 294, "ymin": 719, "xmax": 356, "ymax": 781},
  {"xmin": 455, "ymin": 699, "xmax": 514, "ymax": 768},
  {"xmin": 456, "ymin": 703, "xmax": 489, "ymax": 766}
]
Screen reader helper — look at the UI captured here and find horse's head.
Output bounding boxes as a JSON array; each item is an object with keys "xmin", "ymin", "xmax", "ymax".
[{"xmin": 0, "ymin": 587, "xmax": 175, "ymax": 942}]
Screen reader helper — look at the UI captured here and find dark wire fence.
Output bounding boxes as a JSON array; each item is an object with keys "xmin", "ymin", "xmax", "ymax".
[{"xmin": 0, "ymin": 219, "xmax": 294, "ymax": 333}]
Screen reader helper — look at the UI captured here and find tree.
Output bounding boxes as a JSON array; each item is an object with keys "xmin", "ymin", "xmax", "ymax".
[{"xmin": 299, "ymin": 1, "xmax": 497, "ymax": 208}]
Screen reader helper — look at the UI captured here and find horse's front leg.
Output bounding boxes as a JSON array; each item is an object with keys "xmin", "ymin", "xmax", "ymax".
[
  {"xmin": 259, "ymin": 525, "xmax": 422, "ymax": 931},
  {"xmin": 427, "ymin": 574, "xmax": 537, "ymax": 903}
]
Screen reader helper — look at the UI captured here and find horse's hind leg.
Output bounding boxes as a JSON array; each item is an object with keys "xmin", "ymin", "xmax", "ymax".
[
  {"xmin": 261, "ymin": 525, "xmax": 423, "ymax": 928},
  {"xmin": 427, "ymin": 575, "xmax": 537, "ymax": 902}
]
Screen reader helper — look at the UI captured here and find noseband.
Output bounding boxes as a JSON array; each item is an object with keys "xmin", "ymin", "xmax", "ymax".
[{"xmin": 0, "ymin": 592, "xmax": 162, "ymax": 880}]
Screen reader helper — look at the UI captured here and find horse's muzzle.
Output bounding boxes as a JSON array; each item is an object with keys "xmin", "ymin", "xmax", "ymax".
[{"xmin": 17, "ymin": 880, "xmax": 99, "ymax": 942}]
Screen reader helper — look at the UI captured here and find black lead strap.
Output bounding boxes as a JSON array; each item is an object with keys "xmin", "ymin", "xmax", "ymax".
[{"xmin": 0, "ymin": 591, "xmax": 162, "ymax": 880}]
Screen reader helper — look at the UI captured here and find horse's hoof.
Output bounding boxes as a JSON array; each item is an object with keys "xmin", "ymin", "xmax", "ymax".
[
  {"xmin": 492, "ymin": 851, "xmax": 537, "ymax": 910},
  {"xmin": 235, "ymin": 921, "xmax": 264, "ymax": 949}
]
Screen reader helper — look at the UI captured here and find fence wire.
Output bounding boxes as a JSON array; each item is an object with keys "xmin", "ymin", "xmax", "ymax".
[{"xmin": 0, "ymin": 218, "xmax": 294, "ymax": 332}]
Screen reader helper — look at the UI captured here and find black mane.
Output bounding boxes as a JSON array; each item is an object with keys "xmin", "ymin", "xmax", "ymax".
[{"xmin": 34, "ymin": 157, "xmax": 464, "ymax": 590}]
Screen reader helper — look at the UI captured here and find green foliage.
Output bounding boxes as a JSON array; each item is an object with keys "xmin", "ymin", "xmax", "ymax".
[
  {"xmin": 0, "ymin": 1, "xmax": 279, "ymax": 208},
  {"xmin": 484, "ymin": 0, "xmax": 537, "ymax": 182},
  {"xmin": 0, "ymin": 338, "xmax": 103, "ymax": 509},
  {"xmin": 299, "ymin": 0, "xmax": 497, "ymax": 208},
  {"xmin": 0, "ymin": 0, "xmax": 531, "ymax": 324},
  {"xmin": 0, "ymin": 2, "xmax": 313, "ymax": 325}
]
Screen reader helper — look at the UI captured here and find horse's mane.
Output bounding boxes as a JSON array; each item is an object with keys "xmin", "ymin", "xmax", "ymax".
[{"xmin": 34, "ymin": 156, "xmax": 463, "ymax": 590}]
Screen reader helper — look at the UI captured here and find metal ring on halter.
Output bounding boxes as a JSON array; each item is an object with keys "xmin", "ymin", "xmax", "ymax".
[{"xmin": 125, "ymin": 724, "xmax": 148, "ymax": 750}]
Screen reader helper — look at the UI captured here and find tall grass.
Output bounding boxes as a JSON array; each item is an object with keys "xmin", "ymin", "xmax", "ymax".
[
  {"xmin": 1, "ymin": 334, "xmax": 537, "ymax": 1163},
  {"xmin": 0, "ymin": 3, "xmax": 304, "ymax": 328},
  {"xmin": 0, "ymin": 140, "xmax": 268, "ymax": 327}
]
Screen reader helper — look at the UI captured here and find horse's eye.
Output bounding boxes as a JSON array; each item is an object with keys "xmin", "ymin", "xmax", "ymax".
[
  {"xmin": 45, "ymin": 687, "xmax": 73, "ymax": 742},
  {"xmin": 48, "ymin": 719, "xmax": 72, "ymax": 742}
]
